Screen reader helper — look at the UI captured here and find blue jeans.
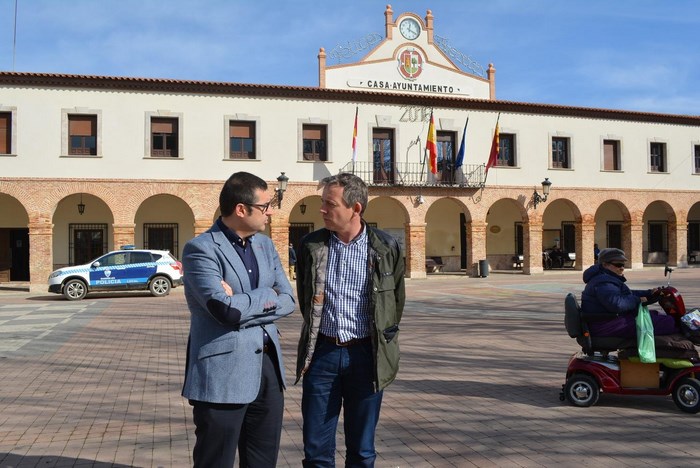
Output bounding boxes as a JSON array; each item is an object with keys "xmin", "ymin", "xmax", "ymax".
[{"xmin": 302, "ymin": 339, "xmax": 383, "ymax": 468}]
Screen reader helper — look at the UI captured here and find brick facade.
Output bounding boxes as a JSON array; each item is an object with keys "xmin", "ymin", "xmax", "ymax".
[{"xmin": 2, "ymin": 177, "xmax": 699, "ymax": 291}]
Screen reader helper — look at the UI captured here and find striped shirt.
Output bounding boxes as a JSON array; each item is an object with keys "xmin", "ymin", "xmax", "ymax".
[{"xmin": 319, "ymin": 225, "xmax": 372, "ymax": 342}]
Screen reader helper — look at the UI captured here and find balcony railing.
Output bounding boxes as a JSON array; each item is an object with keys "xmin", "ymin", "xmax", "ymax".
[{"xmin": 339, "ymin": 161, "xmax": 487, "ymax": 188}]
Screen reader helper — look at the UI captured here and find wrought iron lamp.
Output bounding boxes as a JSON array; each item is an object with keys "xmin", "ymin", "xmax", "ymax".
[
  {"xmin": 276, "ymin": 172, "xmax": 289, "ymax": 208},
  {"xmin": 532, "ymin": 178, "xmax": 552, "ymax": 209},
  {"xmin": 77, "ymin": 193, "xmax": 85, "ymax": 215},
  {"xmin": 299, "ymin": 199, "xmax": 307, "ymax": 215}
]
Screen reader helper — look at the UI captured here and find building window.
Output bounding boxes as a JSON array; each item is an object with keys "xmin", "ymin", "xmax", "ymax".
[
  {"xmin": 648, "ymin": 221, "xmax": 668, "ymax": 253},
  {"xmin": 151, "ymin": 117, "xmax": 179, "ymax": 157},
  {"xmin": 144, "ymin": 223, "xmax": 178, "ymax": 254},
  {"xmin": 372, "ymin": 128, "xmax": 395, "ymax": 184},
  {"xmin": 69, "ymin": 223, "xmax": 108, "ymax": 265},
  {"xmin": 606, "ymin": 222, "xmax": 623, "ymax": 249},
  {"xmin": 68, "ymin": 114, "xmax": 97, "ymax": 155},
  {"xmin": 603, "ymin": 139, "xmax": 620, "ymax": 171},
  {"xmin": 551, "ymin": 137, "xmax": 570, "ymax": 168},
  {"xmin": 650, "ymin": 142, "xmax": 666, "ymax": 172},
  {"xmin": 229, "ymin": 121, "xmax": 256, "ymax": 159},
  {"xmin": 0, "ymin": 112, "xmax": 10, "ymax": 154},
  {"xmin": 436, "ymin": 131, "xmax": 456, "ymax": 183},
  {"xmin": 62, "ymin": 108, "xmax": 101, "ymax": 157},
  {"xmin": 694, "ymin": 144, "xmax": 700, "ymax": 174},
  {"xmin": 302, "ymin": 124, "xmax": 327, "ymax": 161},
  {"xmin": 498, "ymin": 133, "xmax": 516, "ymax": 167}
]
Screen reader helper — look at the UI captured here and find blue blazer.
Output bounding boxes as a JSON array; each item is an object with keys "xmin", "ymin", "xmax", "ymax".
[{"xmin": 181, "ymin": 222, "xmax": 295, "ymax": 404}]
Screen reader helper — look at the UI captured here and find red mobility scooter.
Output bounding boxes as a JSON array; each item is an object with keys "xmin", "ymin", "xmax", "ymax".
[{"xmin": 560, "ymin": 267, "xmax": 700, "ymax": 413}]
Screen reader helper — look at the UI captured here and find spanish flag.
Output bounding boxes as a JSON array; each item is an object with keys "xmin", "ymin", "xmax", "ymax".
[
  {"xmin": 485, "ymin": 119, "xmax": 500, "ymax": 174},
  {"xmin": 426, "ymin": 111, "xmax": 437, "ymax": 174}
]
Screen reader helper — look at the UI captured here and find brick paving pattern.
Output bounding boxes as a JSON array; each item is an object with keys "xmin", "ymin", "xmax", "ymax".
[{"xmin": 2, "ymin": 268, "xmax": 700, "ymax": 467}]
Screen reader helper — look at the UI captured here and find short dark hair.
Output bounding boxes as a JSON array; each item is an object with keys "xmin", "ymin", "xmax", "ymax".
[
  {"xmin": 321, "ymin": 173, "xmax": 368, "ymax": 215},
  {"xmin": 219, "ymin": 172, "xmax": 268, "ymax": 217}
]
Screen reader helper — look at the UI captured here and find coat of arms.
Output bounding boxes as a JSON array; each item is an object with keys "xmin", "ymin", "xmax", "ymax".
[{"xmin": 397, "ymin": 48, "xmax": 423, "ymax": 80}]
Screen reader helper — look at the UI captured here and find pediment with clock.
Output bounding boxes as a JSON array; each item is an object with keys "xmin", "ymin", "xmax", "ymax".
[{"xmin": 320, "ymin": 5, "xmax": 495, "ymax": 100}]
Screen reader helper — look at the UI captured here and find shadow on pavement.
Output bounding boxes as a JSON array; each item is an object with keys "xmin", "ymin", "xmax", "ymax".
[{"xmin": 0, "ymin": 453, "xmax": 134, "ymax": 467}]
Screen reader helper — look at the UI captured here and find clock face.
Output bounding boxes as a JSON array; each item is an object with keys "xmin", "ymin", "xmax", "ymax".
[{"xmin": 399, "ymin": 18, "xmax": 421, "ymax": 40}]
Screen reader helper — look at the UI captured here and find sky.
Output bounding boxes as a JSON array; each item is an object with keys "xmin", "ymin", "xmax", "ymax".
[{"xmin": 1, "ymin": 0, "xmax": 699, "ymax": 116}]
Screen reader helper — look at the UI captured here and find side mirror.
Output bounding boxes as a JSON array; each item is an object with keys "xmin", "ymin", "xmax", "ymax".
[
  {"xmin": 92, "ymin": 261, "xmax": 101, "ymax": 268},
  {"xmin": 664, "ymin": 265, "xmax": 673, "ymax": 277}
]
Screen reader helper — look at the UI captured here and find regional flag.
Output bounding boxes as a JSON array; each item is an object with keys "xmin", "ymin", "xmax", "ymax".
[
  {"xmin": 485, "ymin": 120, "xmax": 500, "ymax": 174},
  {"xmin": 426, "ymin": 111, "xmax": 437, "ymax": 174},
  {"xmin": 454, "ymin": 118, "xmax": 468, "ymax": 169},
  {"xmin": 352, "ymin": 106, "xmax": 358, "ymax": 162}
]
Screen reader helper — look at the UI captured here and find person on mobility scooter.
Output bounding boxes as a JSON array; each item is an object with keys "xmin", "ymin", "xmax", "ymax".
[
  {"xmin": 561, "ymin": 249, "xmax": 700, "ymax": 413},
  {"xmin": 581, "ymin": 248, "xmax": 679, "ymax": 338}
]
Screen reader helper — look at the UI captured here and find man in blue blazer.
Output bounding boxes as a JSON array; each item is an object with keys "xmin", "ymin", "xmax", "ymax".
[{"xmin": 182, "ymin": 172, "xmax": 295, "ymax": 467}]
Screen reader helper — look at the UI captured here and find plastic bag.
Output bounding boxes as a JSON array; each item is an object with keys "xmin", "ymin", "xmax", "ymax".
[{"xmin": 636, "ymin": 303, "xmax": 656, "ymax": 363}]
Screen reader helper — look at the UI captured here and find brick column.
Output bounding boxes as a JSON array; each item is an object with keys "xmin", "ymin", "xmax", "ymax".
[
  {"xmin": 113, "ymin": 223, "xmax": 135, "ymax": 249},
  {"xmin": 628, "ymin": 215, "xmax": 644, "ymax": 269},
  {"xmin": 670, "ymin": 220, "xmax": 687, "ymax": 267},
  {"xmin": 579, "ymin": 216, "xmax": 596, "ymax": 269},
  {"xmin": 28, "ymin": 219, "xmax": 53, "ymax": 293},
  {"xmin": 405, "ymin": 223, "xmax": 426, "ymax": 279},
  {"xmin": 469, "ymin": 220, "xmax": 486, "ymax": 277},
  {"xmin": 524, "ymin": 220, "xmax": 544, "ymax": 275},
  {"xmin": 194, "ymin": 219, "xmax": 211, "ymax": 237},
  {"xmin": 269, "ymin": 217, "xmax": 291, "ymax": 278}
]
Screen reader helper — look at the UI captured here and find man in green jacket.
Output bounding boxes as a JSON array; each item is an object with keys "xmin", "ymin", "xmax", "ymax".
[{"xmin": 295, "ymin": 172, "xmax": 405, "ymax": 467}]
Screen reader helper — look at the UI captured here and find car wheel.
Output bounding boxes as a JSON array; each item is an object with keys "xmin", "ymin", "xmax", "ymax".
[
  {"xmin": 63, "ymin": 279, "xmax": 87, "ymax": 301},
  {"xmin": 672, "ymin": 377, "xmax": 700, "ymax": 413},
  {"xmin": 565, "ymin": 374, "xmax": 600, "ymax": 407},
  {"xmin": 149, "ymin": 276, "xmax": 171, "ymax": 297}
]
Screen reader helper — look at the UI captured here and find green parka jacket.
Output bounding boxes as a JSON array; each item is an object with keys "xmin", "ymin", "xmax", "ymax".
[{"xmin": 294, "ymin": 226, "xmax": 406, "ymax": 391}]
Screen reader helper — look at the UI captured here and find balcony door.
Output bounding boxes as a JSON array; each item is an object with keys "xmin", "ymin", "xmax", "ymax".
[
  {"xmin": 372, "ymin": 128, "xmax": 395, "ymax": 184},
  {"xmin": 437, "ymin": 131, "xmax": 456, "ymax": 184}
]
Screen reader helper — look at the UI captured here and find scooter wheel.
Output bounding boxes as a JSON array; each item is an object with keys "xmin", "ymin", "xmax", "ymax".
[
  {"xmin": 672, "ymin": 377, "xmax": 700, "ymax": 414},
  {"xmin": 564, "ymin": 374, "xmax": 600, "ymax": 407}
]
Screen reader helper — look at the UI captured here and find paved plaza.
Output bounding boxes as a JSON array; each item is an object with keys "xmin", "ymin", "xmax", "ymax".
[{"xmin": 2, "ymin": 268, "xmax": 700, "ymax": 467}]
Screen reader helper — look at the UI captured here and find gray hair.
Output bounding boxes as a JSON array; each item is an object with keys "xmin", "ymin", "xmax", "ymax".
[{"xmin": 320, "ymin": 173, "xmax": 368, "ymax": 215}]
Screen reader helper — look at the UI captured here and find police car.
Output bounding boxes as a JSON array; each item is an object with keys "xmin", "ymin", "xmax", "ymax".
[{"xmin": 48, "ymin": 245, "xmax": 183, "ymax": 300}]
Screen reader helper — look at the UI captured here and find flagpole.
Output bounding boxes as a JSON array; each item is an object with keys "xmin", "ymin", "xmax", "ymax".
[
  {"xmin": 454, "ymin": 116, "xmax": 468, "ymax": 185},
  {"xmin": 483, "ymin": 112, "xmax": 501, "ymax": 185}
]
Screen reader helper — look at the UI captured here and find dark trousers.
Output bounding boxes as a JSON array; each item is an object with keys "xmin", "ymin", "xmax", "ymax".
[
  {"xmin": 302, "ymin": 339, "xmax": 383, "ymax": 468},
  {"xmin": 191, "ymin": 352, "xmax": 284, "ymax": 468}
]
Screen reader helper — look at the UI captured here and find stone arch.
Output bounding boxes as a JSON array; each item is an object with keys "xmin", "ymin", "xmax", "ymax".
[
  {"xmin": 593, "ymin": 199, "xmax": 632, "ymax": 254},
  {"xmin": 135, "ymin": 194, "xmax": 195, "ymax": 260},
  {"xmin": 422, "ymin": 196, "xmax": 475, "ymax": 273},
  {"xmin": 0, "ymin": 187, "xmax": 31, "ymax": 223},
  {"xmin": 0, "ymin": 193, "xmax": 30, "ymax": 282},
  {"xmin": 0, "ymin": 193, "xmax": 29, "ymax": 226},
  {"xmin": 365, "ymin": 195, "xmax": 410, "ymax": 246},
  {"xmin": 485, "ymin": 197, "xmax": 528, "ymax": 271},
  {"xmin": 51, "ymin": 193, "xmax": 115, "ymax": 268},
  {"xmin": 642, "ymin": 200, "xmax": 676, "ymax": 265}
]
